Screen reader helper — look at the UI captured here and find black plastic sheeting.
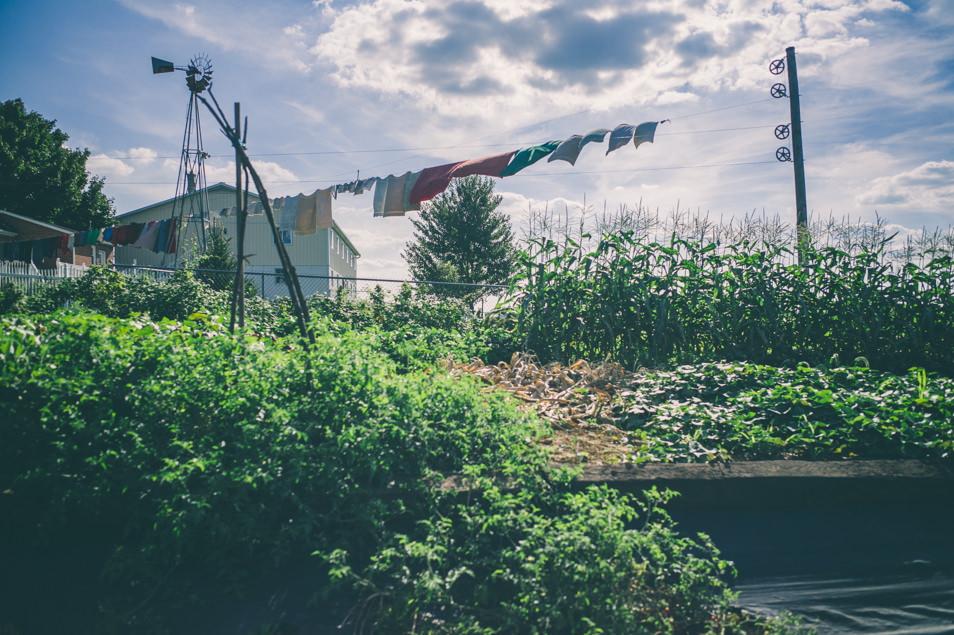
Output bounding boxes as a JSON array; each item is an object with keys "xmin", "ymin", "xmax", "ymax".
[{"xmin": 672, "ymin": 502, "xmax": 954, "ymax": 634}]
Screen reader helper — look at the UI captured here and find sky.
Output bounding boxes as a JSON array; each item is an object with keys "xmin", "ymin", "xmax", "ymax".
[{"xmin": 1, "ymin": 0, "xmax": 953, "ymax": 279}]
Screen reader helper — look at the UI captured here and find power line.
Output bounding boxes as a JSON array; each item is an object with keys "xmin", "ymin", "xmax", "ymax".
[
  {"xmin": 100, "ymin": 160, "xmax": 781, "ymax": 186},
  {"xmin": 97, "ymin": 122, "xmax": 778, "ymax": 161}
]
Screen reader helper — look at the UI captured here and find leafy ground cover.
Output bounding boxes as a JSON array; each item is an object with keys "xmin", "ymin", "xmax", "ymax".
[
  {"xmin": 0, "ymin": 310, "xmax": 801, "ymax": 634},
  {"xmin": 449, "ymin": 354, "xmax": 954, "ymax": 464}
]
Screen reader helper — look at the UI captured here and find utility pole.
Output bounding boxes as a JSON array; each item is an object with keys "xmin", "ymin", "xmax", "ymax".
[
  {"xmin": 771, "ymin": 46, "xmax": 809, "ymax": 261},
  {"xmin": 787, "ymin": 47, "xmax": 808, "ymax": 252}
]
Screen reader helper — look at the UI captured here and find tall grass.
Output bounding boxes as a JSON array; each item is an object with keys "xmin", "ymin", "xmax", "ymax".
[{"xmin": 502, "ymin": 206, "xmax": 954, "ymax": 375}]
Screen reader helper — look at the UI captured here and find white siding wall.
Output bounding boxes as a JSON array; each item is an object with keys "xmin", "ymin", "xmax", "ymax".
[
  {"xmin": 113, "ymin": 185, "xmax": 359, "ymax": 287},
  {"xmin": 215, "ymin": 215, "xmax": 328, "ymax": 268}
]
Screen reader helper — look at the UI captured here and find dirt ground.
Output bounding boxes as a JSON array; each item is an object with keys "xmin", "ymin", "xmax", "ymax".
[{"xmin": 445, "ymin": 353, "xmax": 645, "ymax": 464}]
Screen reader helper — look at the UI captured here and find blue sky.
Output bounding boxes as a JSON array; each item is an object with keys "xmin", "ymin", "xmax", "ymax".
[{"xmin": 1, "ymin": 0, "xmax": 952, "ymax": 278}]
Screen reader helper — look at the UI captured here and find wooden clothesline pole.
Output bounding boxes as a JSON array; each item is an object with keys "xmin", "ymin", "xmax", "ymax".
[
  {"xmin": 229, "ymin": 101, "xmax": 246, "ymax": 333},
  {"xmin": 197, "ymin": 91, "xmax": 314, "ymax": 346}
]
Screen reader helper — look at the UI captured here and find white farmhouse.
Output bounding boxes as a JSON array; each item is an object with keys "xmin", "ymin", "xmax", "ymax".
[{"xmin": 113, "ymin": 182, "xmax": 360, "ymax": 298}]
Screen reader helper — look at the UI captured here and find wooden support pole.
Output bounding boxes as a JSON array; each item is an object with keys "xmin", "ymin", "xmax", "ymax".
[
  {"xmin": 230, "ymin": 101, "xmax": 247, "ymax": 332},
  {"xmin": 786, "ymin": 46, "xmax": 809, "ymax": 260},
  {"xmin": 197, "ymin": 92, "xmax": 314, "ymax": 345}
]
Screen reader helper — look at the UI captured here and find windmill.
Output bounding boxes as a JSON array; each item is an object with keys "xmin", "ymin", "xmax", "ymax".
[
  {"xmin": 151, "ymin": 54, "xmax": 314, "ymax": 345},
  {"xmin": 152, "ymin": 55, "xmax": 214, "ymax": 266}
]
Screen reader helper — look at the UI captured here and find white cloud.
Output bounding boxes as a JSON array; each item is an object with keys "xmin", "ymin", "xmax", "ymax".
[
  {"xmin": 857, "ymin": 161, "xmax": 954, "ymax": 214},
  {"xmin": 88, "ymin": 154, "xmax": 136, "ymax": 178},
  {"xmin": 284, "ymin": 100, "xmax": 326, "ymax": 125},
  {"xmin": 481, "ymin": 0, "xmax": 555, "ymax": 20},
  {"xmin": 127, "ymin": 147, "xmax": 159, "ymax": 163},
  {"xmin": 305, "ymin": 0, "xmax": 910, "ymax": 126},
  {"xmin": 202, "ymin": 159, "xmax": 302, "ymax": 194},
  {"xmin": 923, "ymin": 0, "xmax": 954, "ymax": 26},
  {"xmin": 87, "ymin": 148, "xmax": 161, "ymax": 179}
]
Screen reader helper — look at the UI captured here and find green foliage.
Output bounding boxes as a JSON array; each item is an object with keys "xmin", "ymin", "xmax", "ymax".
[
  {"xmin": 188, "ymin": 224, "xmax": 247, "ymax": 293},
  {"xmin": 502, "ymin": 229, "xmax": 954, "ymax": 375},
  {"xmin": 8, "ymin": 267, "xmax": 503, "ymax": 364},
  {"xmin": 0, "ymin": 311, "xmax": 797, "ymax": 634},
  {"xmin": 0, "ymin": 98, "xmax": 114, "ymax": 229},
  {"xmin": 0, "ymin": 312, "xmax": 537, "ymax": 628},
  {"xmin": 19, "ymin": 266, "xmax": 219, "ymax": 319},
  {"xmin": 309, "ymin": 283, "xmax": 500, "ymax": 367},
  {"xmin": 403, "ymin": 175, "xmax": 518, "ymax": 300},
  {"xmin": 609, "ymin": 362, "xmax": 954, "ymax": 463},
  {"xmin": 310, "ymin": 283, "xmax": 473, "ymax": 332},
  {"xmin": 0, "ymin": 281, "xmax": 22, "ymax": 313},
  {"xmin": 330, "ymin": 486, "xmax": 773, "ymax": 635},
  {"xmin": 14, "ymin": 265, "xmax": 286, "ymax": 330}
]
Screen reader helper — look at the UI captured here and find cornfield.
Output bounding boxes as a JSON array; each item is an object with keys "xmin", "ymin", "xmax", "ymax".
[{"xmin": 500, "ymin": 206, "xmax": 954, "ymax": 375}]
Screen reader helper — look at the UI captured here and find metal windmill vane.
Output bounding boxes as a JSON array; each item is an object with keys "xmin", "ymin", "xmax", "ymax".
[{"xmin": 151, "ymin": 54, "xmax": 213, "ymax": 93}]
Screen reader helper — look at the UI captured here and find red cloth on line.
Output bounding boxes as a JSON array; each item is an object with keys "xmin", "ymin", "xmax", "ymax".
[
  {"xmin": 409, "ymin": 162, "xmax": 459, "ymax": 205},
  {"xmin": 408, "ymin": 150, "xmax": 515, "ymax": 205}
]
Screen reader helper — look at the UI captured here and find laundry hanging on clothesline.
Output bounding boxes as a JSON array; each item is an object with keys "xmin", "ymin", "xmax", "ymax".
[
  {"xmin": 0, "ymin": 217, "xmax": 181, "ymax": 266},
  {"xmin": 109, "ymin": 217, "xmax": 178, "ymax": 253},
  {"xmin": 202, "ymin": 119, "xmax": 664, "ymax": 233},
  {"xmin": 0, "ymin": 236, "xmax": 61, "ymax": 266},
  {"xmin": 329, "ymin": 119, "xmax": 665, "ymax": 218},
  {"xmin": 271, "ymin": 188, "xmax": 334, "ymax": 235}
]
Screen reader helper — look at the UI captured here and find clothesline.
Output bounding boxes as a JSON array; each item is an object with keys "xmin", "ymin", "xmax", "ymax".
[
  {"xmin": 273, "ymin": 119, "xmax": 665, "ymax": 232},
  {"xmin": 0, "ymin": 217, "xmax": 180, "ymax": 267},
  {"xmin": 3, "ymin": 120, "xmax": 665, "ymax": 265}
]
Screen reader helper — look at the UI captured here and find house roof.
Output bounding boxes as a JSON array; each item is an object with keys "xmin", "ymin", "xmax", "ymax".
[
  {"xmin": 0, "ymin": 210, "xmax": 76, "ymax": 236},
  {"xmin": 117, "ymin": 182, "xmax": 258, "ymax": 219}
]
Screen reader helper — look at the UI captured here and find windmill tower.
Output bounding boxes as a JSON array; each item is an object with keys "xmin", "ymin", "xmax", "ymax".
[
  {"xmin": 153, "ymin": 55, "xmax": 214, "ymax": 267},
  {"xmin": 151, "ymin": 54, "xmax": 314, "ymax": 344}
]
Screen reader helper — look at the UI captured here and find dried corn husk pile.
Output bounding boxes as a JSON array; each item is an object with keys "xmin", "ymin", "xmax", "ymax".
[{"xmin": 444, "ymin": 353, "xmax": 643, "ymax": 464}]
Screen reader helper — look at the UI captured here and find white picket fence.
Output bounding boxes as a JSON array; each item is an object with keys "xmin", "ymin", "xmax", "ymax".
[{"xmin": 0, "ymin": 260, "xmax": 89, "ymax": 295}]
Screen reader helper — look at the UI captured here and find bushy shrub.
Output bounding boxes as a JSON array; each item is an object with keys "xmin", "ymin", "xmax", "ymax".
[
  {"xmin": 0, "ymin": 281, "xmax": 23, "ymax": 313},
  {"xmin": 15, "ymin": 266, "xmax": 292, "ymax": 332},
  {"xmin": 0, "ymin": 311, "xmax": 796, "ymax": 634},
  {"xmin": 0, "ymin": 312, "xmax": 543, "ymax": 628},
  {"xmin": 310, "ymin": 283, "xmax": 508, "ymax": 367},
  {"xmin": 329, "ymin": 486, "xmax": 772, "ymax": 635},
  {"xmin": 309, "ymin": 283, "xmax": 476, "ymax": 333}
]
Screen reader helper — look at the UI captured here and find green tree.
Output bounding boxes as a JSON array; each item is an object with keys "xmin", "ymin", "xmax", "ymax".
[
  {"xmin": 0, "ymin": 98, "xmax": 114, "ymax": 229},
  {"xmin": 403, "ymin": 175, "xmax": 518, "ymax": 297},
  {"xmin": 190, "ymin": 224, "xmax": 238, "ymax": 291}
]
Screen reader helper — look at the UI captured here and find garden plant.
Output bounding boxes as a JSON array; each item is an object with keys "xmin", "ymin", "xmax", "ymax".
[{"xmin": 2, "ymin": 212, "xmax": 951, "ymax": 634}]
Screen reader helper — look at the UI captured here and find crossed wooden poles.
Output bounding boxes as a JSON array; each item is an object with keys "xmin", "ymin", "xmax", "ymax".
[{"xmin": 194, "ymin": 89, "xmax": 314, "ymax": 346}]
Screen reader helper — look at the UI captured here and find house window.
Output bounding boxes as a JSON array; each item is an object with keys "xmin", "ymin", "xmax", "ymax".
[{"xmin": 281, "ymin": 230, "xmax": 293, "ymax": 246}]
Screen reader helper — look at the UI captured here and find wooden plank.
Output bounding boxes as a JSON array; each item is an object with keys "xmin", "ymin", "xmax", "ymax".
[
  {"xmin": 572, "ymin": 460, "xmax": 954, "ymax": 483},
  {"xmin": 440, "ymin": 460, "xmax": 954, "ymax": 495}
]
